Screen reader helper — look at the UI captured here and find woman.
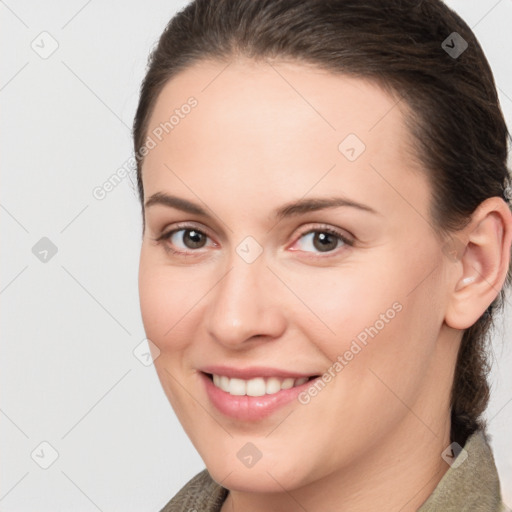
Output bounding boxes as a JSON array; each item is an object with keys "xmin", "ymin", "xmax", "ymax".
[{"xmin": 134, "ymin": 0, "xmax": 512, "ymax": 510}]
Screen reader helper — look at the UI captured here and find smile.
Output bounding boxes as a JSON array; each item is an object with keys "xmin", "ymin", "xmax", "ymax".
[
  {"xmin": 209, "ymin": 374, "xmax": 313, "ymax": 396},
  {"xmin": 200, "ymin": 369, "xmax": 321, "ymax": 421}
]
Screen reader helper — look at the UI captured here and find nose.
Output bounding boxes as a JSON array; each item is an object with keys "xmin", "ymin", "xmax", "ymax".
[{"xmin": 204, "ymin": 255, "xmax": 287, "ymax": 350}]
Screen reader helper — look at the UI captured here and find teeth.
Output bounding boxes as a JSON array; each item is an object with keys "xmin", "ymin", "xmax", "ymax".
[
  {"xmin": 211, "ymin": 374, "xmax": 311, "ymax": 396},
  {"xmin": 281, "ymin": 378, "xmax": 294, "ymax": 390},
  {"xmin": 219, "ymin": 375, "xmax": 230, "ymax": 393},
  {"xmin": 246, "ymin": 377, "xmax": 266, "ymax": 396},
  {"xmin": 265, "ymin": 377, "xmax": 281, "ymax": 394},
  {"xmin": 230, "ymin": 378, "xmax": 246, "ymax": 396}
]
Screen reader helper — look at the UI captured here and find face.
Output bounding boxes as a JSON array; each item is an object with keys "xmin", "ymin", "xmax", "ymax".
[{"xmin": 138, "ymin": 58, "xmax": 455, "ymax": 492}]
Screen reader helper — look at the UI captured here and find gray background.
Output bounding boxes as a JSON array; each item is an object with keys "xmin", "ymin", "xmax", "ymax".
[{"xmin": 1, "ymin": 1, "xmax": 511, "ymax": 510}]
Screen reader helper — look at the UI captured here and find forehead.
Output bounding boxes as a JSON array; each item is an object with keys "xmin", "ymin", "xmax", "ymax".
[
  {"xmin": 145, "ymin": 57, "xmax": 412, "ymax": 153},
  {"xmin": 142, "ymin": 58, "xmax": 428, "ymax": 220}
]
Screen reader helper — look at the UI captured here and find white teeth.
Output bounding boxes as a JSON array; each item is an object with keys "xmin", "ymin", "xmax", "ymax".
[
  {"xmin": 229, "ymin": 378, "xmax": 246, "ymax": 396},
  {"xmin": 246, "ymin": 378, "xmax": 266, "ymax": 397},
  {"xmin": 211, "ymin": 374, "xmax": 310, "ymax": 396},
  {"xmin": 281, "ymin": 378, "xmax": 295, "ymax": 390},
  {"xmin": 219, "ymin": 375, "xmax": 230, "ymax": 393},
  {"xmin": 265, "ymin": 377, "xmax": 281, "ymax": 395}
]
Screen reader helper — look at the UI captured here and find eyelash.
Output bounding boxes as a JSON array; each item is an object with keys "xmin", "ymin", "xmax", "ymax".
[{"xmin": 152, "ymin": 222, "xmax": 354, "ymax": 259}]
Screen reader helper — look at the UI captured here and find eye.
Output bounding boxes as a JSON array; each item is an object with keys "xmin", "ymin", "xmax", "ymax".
[
  {"xmin": 291, "ymin": 226, "xmax": 353, "ymax": 255},
  {"xmin": 152, "ymin": 223, "xmax": 353, "ymax": 258},
  {"xmin": 169, "ymin": 229, "xmax": 208, "ymax": 250},
  {"xmin": 153, "ymin": 224, "xmax": 215, "ymax": 256}
]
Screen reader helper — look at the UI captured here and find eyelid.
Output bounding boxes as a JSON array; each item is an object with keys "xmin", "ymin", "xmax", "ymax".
[
  {"xmin": 287, "ymin": 223, "xmax": 355, "ymax": 256},
  {"xmin": 292, "ymin": 223, "xmax": 354, "ymax": 243},
  {"xmin": 152, "ymin": 222, "xmax": 218, "ymax": 257},
  {"xmin": 155, "ymin": 221, "xmax": 215, "ymax": 241},
  {"xmin": 153, "ymin": 221, "xmax": 354, "ymax": 257}
]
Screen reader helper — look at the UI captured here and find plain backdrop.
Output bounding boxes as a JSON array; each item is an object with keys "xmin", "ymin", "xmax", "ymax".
[{"xmin": 1, "ymin": 1, "xmax": 511, "ymax": 510}]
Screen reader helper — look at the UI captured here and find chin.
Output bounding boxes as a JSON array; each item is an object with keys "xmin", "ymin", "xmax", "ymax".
[{"xmin": 204, "ymin": 453, "xmax": 312, "ymax": 493}]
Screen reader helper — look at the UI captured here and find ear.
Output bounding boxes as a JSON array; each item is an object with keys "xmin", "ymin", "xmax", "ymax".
[{"xmin": 444, "ymin": 197, "xmax": 512, "ymax": 330}]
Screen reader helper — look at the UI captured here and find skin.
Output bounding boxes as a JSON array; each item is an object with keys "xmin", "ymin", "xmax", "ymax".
[{"xmin": 138, "ymin": 57, "xmax": 512, "ymax": 511}]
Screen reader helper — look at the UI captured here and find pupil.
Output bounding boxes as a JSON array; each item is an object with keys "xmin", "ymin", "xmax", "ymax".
[
  {"xmin": 314, "ymin": 232, "xmax": 337, "ymax": 252},
  {"xmin": 185, "ymin": 230, "xmax": 205, "ymax": 249}
]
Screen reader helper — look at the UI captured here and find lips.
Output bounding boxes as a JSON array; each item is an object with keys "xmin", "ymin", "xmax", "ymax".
[
  {"xmin": 199, "ymin": 366, "xmax": 320, "ymax": 421},
  {"xmin": 200, "ymin": 365, "xmax": 317, "ymax": 380}
]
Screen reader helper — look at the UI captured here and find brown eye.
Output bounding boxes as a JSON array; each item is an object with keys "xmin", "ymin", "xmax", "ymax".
[
  {"xmin": 312, "ymin": 232, "xmax": 339, "ymax": 252},
  {"xmin": 180, "ymin": 229, "xmax": 207, "ymax": 249},
  {"xmin": 295, "ymin": 229, "xmax": 346, "ymax": 253},
  {"xmin": 158, "ymin": 227, "xmax": 211, "ymax": 253}
]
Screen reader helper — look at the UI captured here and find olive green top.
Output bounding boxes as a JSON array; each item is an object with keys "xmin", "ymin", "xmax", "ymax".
[{"xmin": 160, "ymin": 429, "xmax": 511, "ymax": 511}]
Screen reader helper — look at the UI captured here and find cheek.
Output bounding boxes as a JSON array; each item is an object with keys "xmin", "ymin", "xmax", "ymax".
[
  {"xmin": 276, "ymin": 262, "xmax": 404, "ymax": 357},
  {"xmin": 138, "ymin": 252, "xmax": 204, "ymax": 419},
  {"xmin": 138, "ymin": 249, "xmax": 203, "ymax": 351},
  {"xmin": 282, "ymin": 248, "xmax": 444, "ymax": 369}
]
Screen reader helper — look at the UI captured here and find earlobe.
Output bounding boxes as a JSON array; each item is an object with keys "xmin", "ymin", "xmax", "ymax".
[{"xmin": 444, "ymin": 197, "xmax": 512, "ymax": 330}]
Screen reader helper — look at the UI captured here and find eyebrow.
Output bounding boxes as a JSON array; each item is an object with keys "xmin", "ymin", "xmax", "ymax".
[{"xmin": 144, "ymin": 192, "xmax": 379, "ymax": 220}]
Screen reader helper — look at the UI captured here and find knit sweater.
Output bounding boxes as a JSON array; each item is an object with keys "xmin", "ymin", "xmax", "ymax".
[{"xmin": 159, "ymin": 429, "xmax": 511, "ymax": 511}]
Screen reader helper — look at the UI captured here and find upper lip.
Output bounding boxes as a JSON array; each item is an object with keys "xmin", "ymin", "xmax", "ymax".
[{"xmin": 200, "ymin": 365, "xmax": 319, "ymax": 380}]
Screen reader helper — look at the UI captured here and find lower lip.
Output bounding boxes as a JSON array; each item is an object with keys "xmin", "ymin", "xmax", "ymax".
[{"xmin": 201, "ymin": 372, "xmax": 315, "ymax": 421}]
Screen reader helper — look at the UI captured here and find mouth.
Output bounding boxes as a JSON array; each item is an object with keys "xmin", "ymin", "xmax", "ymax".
[
  {"xmin": 204, "ymin": 372, "xmax": 319, "ymax": 397},
  {"xmin": 199, "ymin": 370, "xmax": 321, "ymax": 421}
]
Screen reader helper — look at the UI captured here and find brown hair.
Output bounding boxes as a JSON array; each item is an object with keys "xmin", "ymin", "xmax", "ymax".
[{"xmin": 133, "ymin": 0, "xmax": 511, "ymax": 447}]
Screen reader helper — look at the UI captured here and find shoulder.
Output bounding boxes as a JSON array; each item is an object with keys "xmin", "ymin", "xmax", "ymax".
[
  {"xmin": 418, "ymin": 429, "xmax": 508, "ymax": 511},
  {"xmin": 159, "ymin": 469, "xmax": 229, "ymax": 512}
]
